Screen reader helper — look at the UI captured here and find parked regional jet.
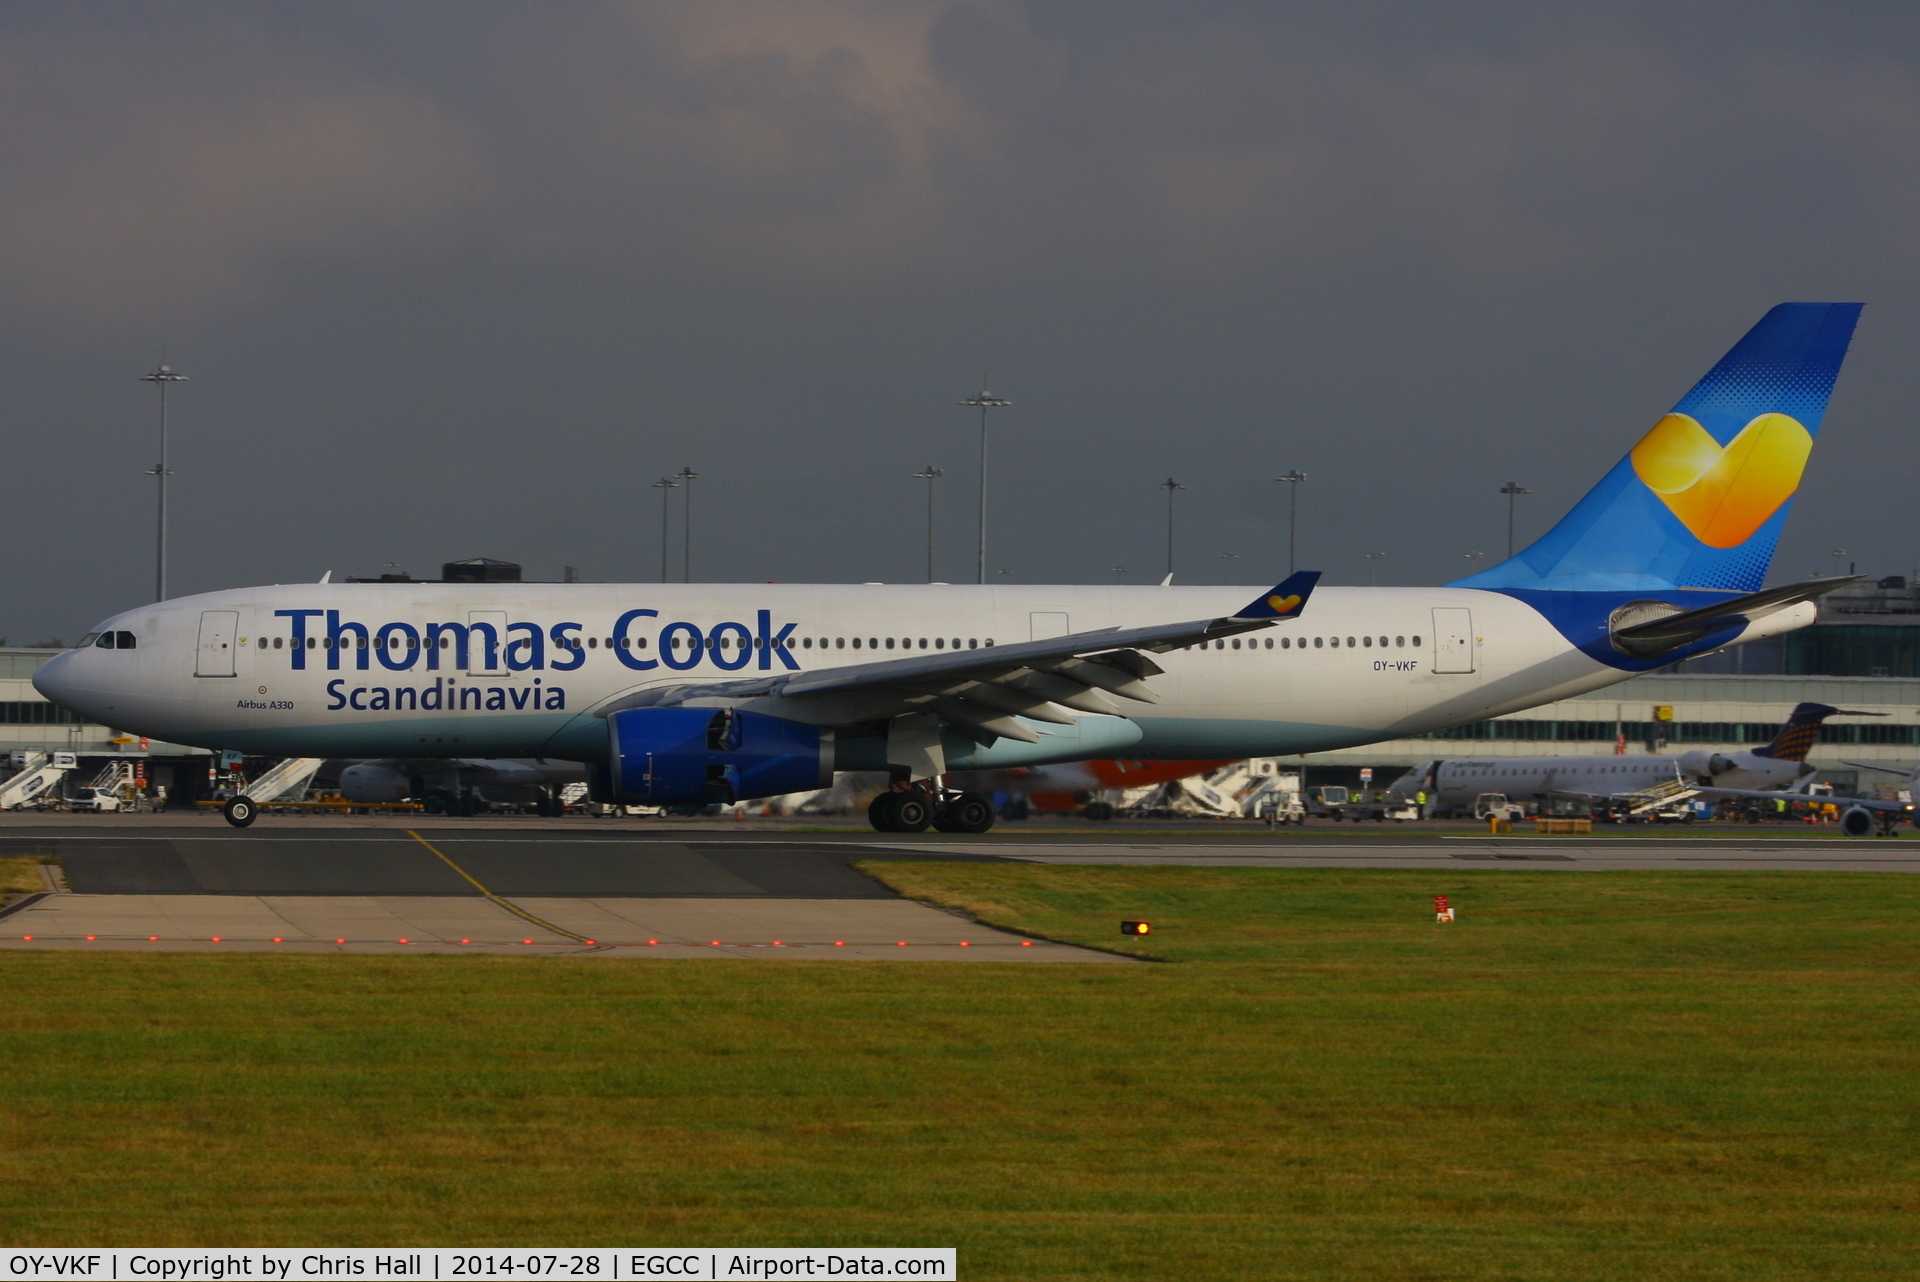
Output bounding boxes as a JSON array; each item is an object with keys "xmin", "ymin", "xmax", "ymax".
[
  {"xmin": 34, "ymin": 303, "xmax": 1863, "ymax": 833},
  {"xmin": 1694, "ymin": 758, "xmax": 1920, "ymax": 837},
  {"xmin": 1389, "ymin": 702, "xmax": 1879, "ymax": 807}
]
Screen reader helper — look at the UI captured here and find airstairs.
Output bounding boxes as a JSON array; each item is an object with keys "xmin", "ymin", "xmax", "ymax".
[
  {"xmin": 241, "ymin": 757, "xmax": 325, "ymax": 803},
  {"xmin": 86, "ymin": 760, "xmax": 140, "ymax": 799},
  {"xmin": 0, "ymin": 752, "xmax": 75, "ymax": 810}
]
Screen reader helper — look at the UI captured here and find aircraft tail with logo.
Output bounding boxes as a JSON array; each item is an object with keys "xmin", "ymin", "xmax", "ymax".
[
  {"xmin": 1753, "ymin": 701, "xmax": 1884, "ymax": 762},
  {"xmin": 1454, "ymin": 303, "xmax": 1862, "ymax": 594}
]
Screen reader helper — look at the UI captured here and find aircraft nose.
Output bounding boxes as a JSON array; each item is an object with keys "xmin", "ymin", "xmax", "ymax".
[{"xmin": 31, "ymin": 650, "xmax": 77, "ymax": 706}]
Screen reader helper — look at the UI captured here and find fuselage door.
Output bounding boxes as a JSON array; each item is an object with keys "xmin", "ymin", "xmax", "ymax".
[
  {"xmin": 195, "ymin": 610, "xmax": 239, "ymax": 678},
  {"xmin": 467, "ymin": 610, "xmax": 507, "ymax": 675},
  {"xmin": 1431, "ymin": 608, "xmax": 1474, "ymax": 674}
]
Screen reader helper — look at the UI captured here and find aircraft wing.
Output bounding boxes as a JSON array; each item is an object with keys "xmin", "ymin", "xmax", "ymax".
[
  {"xmin": 593, "ymin": 572, "xmax": 1320, "ymax": 743},
  {"xmin": 1691, "ymin": 784, "xmax": 1910, "ymax": 812}
]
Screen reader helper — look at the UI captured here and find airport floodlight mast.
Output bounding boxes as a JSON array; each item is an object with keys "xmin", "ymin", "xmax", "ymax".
[
  {"xmin": 911, "ymin": 466, "xmax": 943, "ymax": 582},
  {"xmin": 676, "ymin": 466, "xmax": 699, "ymax": 582},
  {"xmin": 958, "ymin": 382, "xmax": 1010, "ymax": 585},
  {"xmin": 1160, "ymin": 477, "xmax": 1185, "ymax": 578},
  {"xmin": 141, "ymin": 364, "xmax": 187, "ymax": 602},
  {"xmin": 651, "ymin": 476, "xmax": 679, "ymax": 583},
  {"xmin": 1462, "ymin": 551, "xmax": 1487, "ymax": 573},
  {"xmin": 1274, "ymin": 470, "xmax": 1307, "ymax": 574},
  {"xmin": 1500, "ymin": 480, "xmax": 1531, "ymax": 557},
  {"xmin": 1365, "ymin": 550, "xmax": 1387, "ymax": 585}
]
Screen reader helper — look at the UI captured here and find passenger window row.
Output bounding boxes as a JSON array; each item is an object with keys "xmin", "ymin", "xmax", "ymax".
[
  {"xmin": 256, "ymin": 633, "xmax": 998, "ymax": 654},
  {"xmin": 1186, "ymin": 634, "xmax": 1423, "ymax": 651},
  {"xmin": 800, "ymin": 637, "xmax": 986, "ymax": 651}
]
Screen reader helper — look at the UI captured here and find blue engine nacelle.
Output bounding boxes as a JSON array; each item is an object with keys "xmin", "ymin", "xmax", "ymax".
[{"xmin": 607, "ymin": 707, "xmax": 833, "ymax": 805}]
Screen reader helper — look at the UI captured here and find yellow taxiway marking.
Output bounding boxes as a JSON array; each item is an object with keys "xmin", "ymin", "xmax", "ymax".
[{"xmin": 405, "ymin": 829, "xmax": 595, "ymax": 945}]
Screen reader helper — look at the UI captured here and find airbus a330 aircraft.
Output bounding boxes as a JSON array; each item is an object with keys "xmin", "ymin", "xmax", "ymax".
[
  {"xmin": 34, "ymin": 303, "xmax": 1863, "ymax": 833},
  {"xmin": 1389, "ymin": 702, "xmax": 1879, "ymax": 808}
]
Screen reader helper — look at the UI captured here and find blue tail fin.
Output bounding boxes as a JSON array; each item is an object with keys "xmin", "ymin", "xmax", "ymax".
[
  {"xmin": 1753, "ymin": 702, "xmax": 1841, "ymax": 761},
  {"xmin": 1454, "ymin": 303, "xmax": 1862, "ymax": 593}
]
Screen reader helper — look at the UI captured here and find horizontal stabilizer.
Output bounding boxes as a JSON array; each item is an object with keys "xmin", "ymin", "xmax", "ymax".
[{"xmin": 1609, "ymin": 575, "xmax": 1861, "ymax": 659}]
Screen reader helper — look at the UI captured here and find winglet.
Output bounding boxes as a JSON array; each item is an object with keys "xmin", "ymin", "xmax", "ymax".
[{"xmin": 1234, "ymin": 570, "xmax": 1320, "ymax": 620}]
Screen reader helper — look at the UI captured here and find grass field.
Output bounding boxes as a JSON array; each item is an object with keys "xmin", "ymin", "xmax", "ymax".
[
  {"xmin": 0, "ymin": 854, "xmax": 50, "ymax": 894},
  {"xmin": 4, "ymin": 865, "xmax": 1920, "ymax": 1279}
]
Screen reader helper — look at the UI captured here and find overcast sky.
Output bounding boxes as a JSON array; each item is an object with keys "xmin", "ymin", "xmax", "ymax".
[{"xmin": 4, "ymin": 1, "xmax": 1918, "ymax": 641}]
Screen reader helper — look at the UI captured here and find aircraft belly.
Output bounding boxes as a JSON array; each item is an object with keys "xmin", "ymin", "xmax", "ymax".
[{"xmin": 196, "ymin": 712, "xmax": 575, "ymax": 759}]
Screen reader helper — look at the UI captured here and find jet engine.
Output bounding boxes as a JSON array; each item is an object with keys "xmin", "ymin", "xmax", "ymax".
[
  {"xmin": 1677, "ymin": 750, "xmax": 1736, "ymax": 779},
  {"xmin": 607, "ymin": 707, "xmax": 832, "ymax": 805},
  {"xmin": 340, "ymin": 762, "xmax": 412, "ymax": 803},
  {"xmin": 1841, "ymin": 806, "xmax": 1876, "ymax": 838}
]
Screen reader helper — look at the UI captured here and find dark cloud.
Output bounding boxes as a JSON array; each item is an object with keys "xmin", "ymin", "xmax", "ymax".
[{"xmin": 3, "ymin": 1, "xmax": 1918, "ymax": 639}]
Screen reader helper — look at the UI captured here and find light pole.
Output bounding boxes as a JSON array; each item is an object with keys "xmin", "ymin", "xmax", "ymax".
[
  {"xmin": 912, "ymin": 465, "xmax": 943, "ymax": 582},
  {"xmin": 651, "ymin": 477, "xmax": 679, "ymax": 583},
  {"xmin": 1500, "ymin": 481, "xmax": 1531, "ymax": 558},
  {"xmin": 958, "ymin": 383, "xmax": 1011, "ymax": 585},
  {"xmin": 1463, "ymin": 551, "xmax": 1486, "ymax": 575},
  {"xmin": 676, "ymin": 466, "xmax": 699, "ymax": 582},
  {"xmin": 1160, "ymin": 477, "xmax": 1184, "ymax": 578},
  {"xmin": 1365, "ymin": 551, "xmax": 1386, "ymax": 585},
  {"xmin": 1112, "ymin": 566, "xmax": 1126, "ymax": 583},
  {"xmin": 142, "ymin": 364, "xmax": 187, "ymax": 601},
  {"xmin": 1275, "ymin": 470, "xmax": 1307, "ymax": 575}
]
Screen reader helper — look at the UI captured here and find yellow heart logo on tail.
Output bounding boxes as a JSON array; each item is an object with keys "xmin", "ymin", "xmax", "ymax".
[
  {"xmin": 1267, "ymin": 594, "xmax": 1302, "ymax": 613},
  {"xmin": 1629, "ymin": 411, "xmax": 1812, "ymax": 548}
]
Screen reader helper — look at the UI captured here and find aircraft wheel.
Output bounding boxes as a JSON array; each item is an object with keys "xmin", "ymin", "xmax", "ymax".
[
  {"xmin": 1082, "ymin": 801, "xmax": 1114, "ymax": 822},
  {"xmin": 868, "ymin": 792, "xmax": 901, "ymax": 832},
  {"xmin": 222, "ymin": 797, "xmax": 257, "ymax": 828},
  {"xmin": 936, "ymin": 792, "xmax": 996, "ymax": 834},
  {"xmin": 890, "ymin": 792, "xmax": 934, "ymax": 833}
]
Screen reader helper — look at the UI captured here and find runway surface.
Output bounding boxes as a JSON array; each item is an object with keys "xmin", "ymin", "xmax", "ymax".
[
  {"xmin": 0, "ymin": 830, "xmax": 1005, "ymax": 897},
  {"xmin": 0, "ymin": 827, "xmax": 1106, "ymax": 958},
  {"xmin": 3, "ymin": 823, "xmax": 1911, "ymax": 955}
]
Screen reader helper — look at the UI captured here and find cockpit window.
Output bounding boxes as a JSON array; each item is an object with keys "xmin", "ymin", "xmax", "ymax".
[
  {"xmin": 115, "ymin": 631, "xmax": 136, "ymax": 649},
  {"xmin": 94, "ymin": 633, "xmax": 115, "ymax": 649},
  {"xmin": 77, "ymin": 634, "xmax": 99, "ymax": 649}
]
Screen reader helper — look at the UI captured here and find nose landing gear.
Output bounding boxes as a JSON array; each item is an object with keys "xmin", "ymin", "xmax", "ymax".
[{"xmin": 221, "ymin": 797, "xmax": 256, "ymax": 828}]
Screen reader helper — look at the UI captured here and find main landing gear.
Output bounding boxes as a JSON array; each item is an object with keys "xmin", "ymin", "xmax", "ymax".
[{"xmin": 868, "ymin": 786, "xmax": 996, "ymax": 834}]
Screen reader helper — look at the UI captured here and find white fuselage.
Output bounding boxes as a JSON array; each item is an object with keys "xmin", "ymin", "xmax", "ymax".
[{"xmin": 32, "ymin": 582, "xmax": 1795, "ymax": 771}]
